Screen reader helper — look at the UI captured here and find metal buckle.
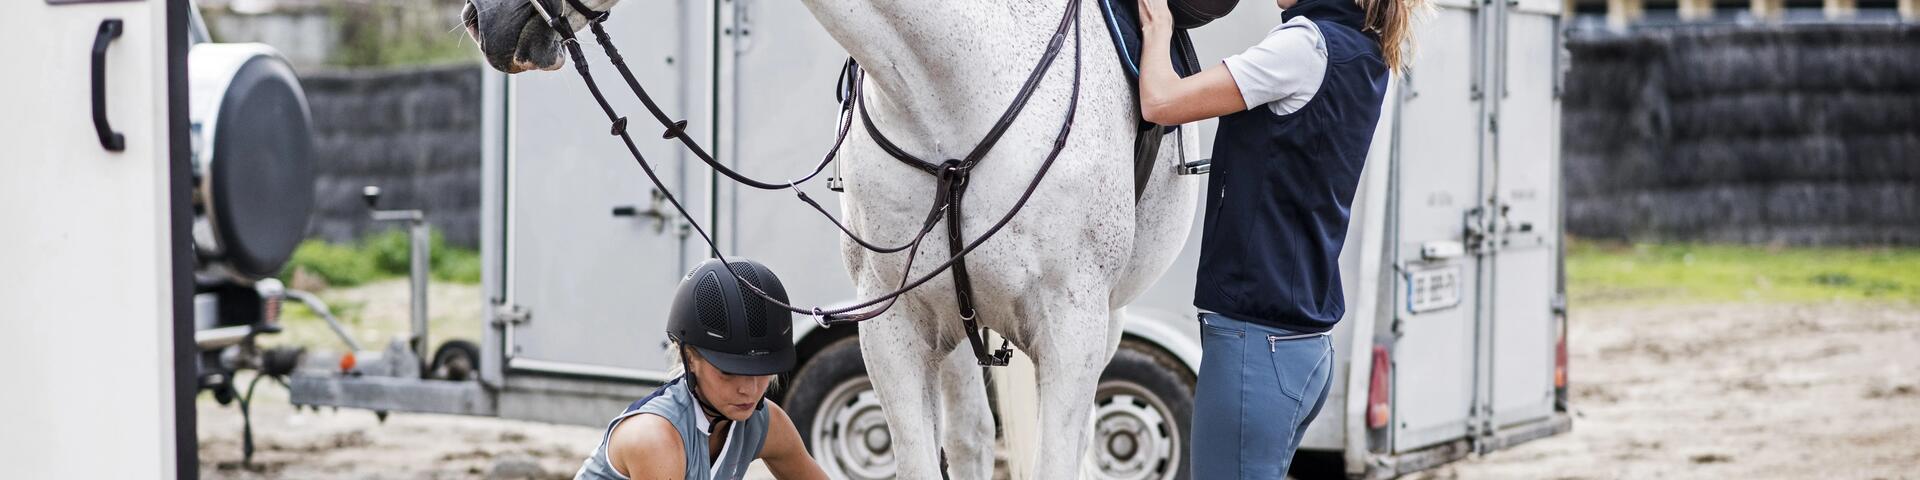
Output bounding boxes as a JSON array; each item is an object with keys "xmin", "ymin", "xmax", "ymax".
[{"xmin": 812, "ymin": 308, "xmax": 830, "ymax": 329}]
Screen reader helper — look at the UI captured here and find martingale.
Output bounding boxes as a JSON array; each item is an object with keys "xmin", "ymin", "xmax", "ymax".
[{"xmin": 525, "ymin": 0, "xmax": 1087, "ymax": 366}]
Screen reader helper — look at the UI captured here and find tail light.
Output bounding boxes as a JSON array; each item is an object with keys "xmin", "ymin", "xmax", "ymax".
[
  {"xmin": 1554, "ymin": 316, "xmax": 1568, "ymax": 389},
  {"xmin": 1367, "ymin": 345, "xmax": 1392, "ymax": 430}
]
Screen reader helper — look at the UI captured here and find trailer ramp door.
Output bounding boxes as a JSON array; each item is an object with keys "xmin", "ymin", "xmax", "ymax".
[
  {"xmin": 1387, "ymin": 0, "xmax": 1485, "ymax": 453},
  {"xmin": 504, "ymin": 6, "xmax": 693, "ymax": 376},
  {"xmin": 1485, "ymin": 0, "xmax": 1562, "ymax": 431}
]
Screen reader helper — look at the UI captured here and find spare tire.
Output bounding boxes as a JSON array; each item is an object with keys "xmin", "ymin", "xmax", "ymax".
[{"xmin": 190, "ymin": 44, "xmax": 315, "ymax": 280}]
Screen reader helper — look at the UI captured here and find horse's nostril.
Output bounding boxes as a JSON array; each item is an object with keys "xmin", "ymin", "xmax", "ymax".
[{"xmin": 461, "ymin": 2, "xmax": 480, "ymax": 39}]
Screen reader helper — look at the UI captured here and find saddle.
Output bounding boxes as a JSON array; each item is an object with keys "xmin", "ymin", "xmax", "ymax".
[{"xmin": 1096, "ymin": 0, "xmax": 1221, "ymax": 199}]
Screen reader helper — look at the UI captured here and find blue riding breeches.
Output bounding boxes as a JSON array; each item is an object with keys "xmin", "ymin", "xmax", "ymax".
[{"xmin": 1191, "ymin": 312, "xmax": 1335, "ymax": 479}]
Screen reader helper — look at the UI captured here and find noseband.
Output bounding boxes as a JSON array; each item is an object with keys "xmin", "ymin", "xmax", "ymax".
[{"xmin": 529, "ymin": 0, "xmax": 1085, "ymax": 366}]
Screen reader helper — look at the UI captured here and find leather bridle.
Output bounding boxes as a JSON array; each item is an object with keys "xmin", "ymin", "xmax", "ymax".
[{"xmin": 529, "ymin": 0, "xmax": 1085, "ymax": 366}]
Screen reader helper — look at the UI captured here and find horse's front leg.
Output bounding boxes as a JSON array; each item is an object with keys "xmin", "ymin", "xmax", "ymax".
[
  {"xmin": 1025, "ymin": 299, "xmax": 1113, "ymax": 480},
  {"xmin": 859, "ymin": 306, "xmax": 955, "ymax": 478},
  {"xmin": 937, "ymin": 340, "xmax": 995, "ymax": 480}
]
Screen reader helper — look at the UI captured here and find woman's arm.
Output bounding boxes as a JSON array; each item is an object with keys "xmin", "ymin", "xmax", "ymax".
[
  {"xmin": 1137, "ymin": 0, "xmax": 1247, "ymax": 125},
  {"xmin": 759, "ymin": 403, "xmax": 830, "ymax": 480}
]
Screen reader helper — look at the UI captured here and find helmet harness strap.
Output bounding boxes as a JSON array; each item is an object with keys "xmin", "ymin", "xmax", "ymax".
[
  {"xmin": 679, "ymin": 346, "xmax": 729, "ymax": 426},
  {"xmin": 679, "ymin": 345, "xmax": 772, "ymax": 432}
]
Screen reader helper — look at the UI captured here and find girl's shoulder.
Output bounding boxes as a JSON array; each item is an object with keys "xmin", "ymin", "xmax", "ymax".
[{"xmin": 607, "ymin": 413, "xmax": 688, "ymax": 478}]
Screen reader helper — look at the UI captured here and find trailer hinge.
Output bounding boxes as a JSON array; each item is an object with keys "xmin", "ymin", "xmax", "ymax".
[{"xmin": 493, "ymin": 303, "xmax": 531, "ymax": 327}]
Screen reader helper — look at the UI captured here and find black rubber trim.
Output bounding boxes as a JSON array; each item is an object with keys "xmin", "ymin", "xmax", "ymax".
[{"xmin": 167, "ymin": 0, "xmax": 200, "ymax": 477}]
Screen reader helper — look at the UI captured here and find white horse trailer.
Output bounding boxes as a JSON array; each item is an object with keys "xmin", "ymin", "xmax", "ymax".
[
  {"xmin": 1, "ymin": 0, "xmax": 198, "ymax": 477},
  {"xmin": 289, "ymin": 0, "xmax": 1573, "ymax": 478}
]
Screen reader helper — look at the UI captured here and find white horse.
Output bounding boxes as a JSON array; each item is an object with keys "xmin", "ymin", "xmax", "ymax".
[{"xmin": 463, "ymin": 0, "xmax": 1198, "ymax": 477}]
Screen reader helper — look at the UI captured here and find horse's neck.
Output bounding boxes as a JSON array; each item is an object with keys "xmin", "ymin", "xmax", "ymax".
[{"xmin": 801, "ymin": 0, "xmax": 1077, "ymax": 160}]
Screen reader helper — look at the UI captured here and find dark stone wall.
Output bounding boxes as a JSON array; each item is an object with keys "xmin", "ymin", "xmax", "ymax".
[
  {"xmin": 1563, "ymin": 23, "xmax": 1920, "ymax": 245},
  {"xmin": 299, "ymin": 64, "xmax": 485, "ymax": 248},
  {"xmin": 293, "ymin": 27, "xmax": 1920, "ymax": 249}
]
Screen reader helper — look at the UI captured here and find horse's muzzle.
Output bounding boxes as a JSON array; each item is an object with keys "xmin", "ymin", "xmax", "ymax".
[{"xmin": 464, "ymin": 0, "xmax": 565, "ymax": 73}]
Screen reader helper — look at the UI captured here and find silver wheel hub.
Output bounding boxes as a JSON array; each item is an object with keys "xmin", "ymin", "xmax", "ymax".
[
  {"xmin": 810, "ymin": 376, "xmax": 894, "ymax": 480},
  {"xmin": 1085, "ymin": 380, "xmax": 1180, "ymax": 480}
]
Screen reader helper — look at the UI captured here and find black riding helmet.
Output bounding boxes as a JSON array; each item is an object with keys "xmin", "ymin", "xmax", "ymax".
[{"xmin": 666, "ymin": 258, "xmax": 796, "ymax": 376}]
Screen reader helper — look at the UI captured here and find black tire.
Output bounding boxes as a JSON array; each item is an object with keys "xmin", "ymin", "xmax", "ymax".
[
  {"xmin": 430, "ymin": 339, "xmax": 481, "ymax": 381},
  {"xmin": 1088, "ymin": 339, "xmax": 1196, "ymax": 480},
  {"xmin": 783, "ymin": 336, "xmax": 894, "ymax": 480},
  {"xmin": 1288, "ymin": 450, "xmax": 1348, "ymax": 480},
  {"xmin": 783, "ymin": 335, "xmax": 866, "ymax": 450}
]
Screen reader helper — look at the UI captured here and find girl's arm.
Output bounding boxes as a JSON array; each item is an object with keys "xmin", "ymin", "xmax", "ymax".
[
  {"xmin": 1137, "ymin": 0, "xmax": 1247, "ymax": 125},
  {"xmin": 606, "ymin": 414, "xmax": 688, "ymax": 480},
  {"xmin": 760, "ymin": 403, "xmax": 830, "ymax": 480}
]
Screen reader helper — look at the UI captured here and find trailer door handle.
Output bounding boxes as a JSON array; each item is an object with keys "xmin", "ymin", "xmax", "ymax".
[{"xmin": 92, "ymin": 19, "xmax": 125, "ymax": 152}]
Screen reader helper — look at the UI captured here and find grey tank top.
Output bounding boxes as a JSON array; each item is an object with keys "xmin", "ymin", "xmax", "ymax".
[{"xmin": 575, "ymin": 377, "xmax": 770, "ymax": 480}]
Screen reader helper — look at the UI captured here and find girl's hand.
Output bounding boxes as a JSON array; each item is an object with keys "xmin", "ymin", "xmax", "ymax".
[{"xmin": 1138, "ymin": 0, "xmax": 1174, "ymax": 39}]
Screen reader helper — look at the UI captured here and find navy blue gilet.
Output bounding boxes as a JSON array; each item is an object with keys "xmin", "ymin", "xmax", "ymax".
[{"xmin": 1194, "ymin": 0, "xmax": 1389, "ymax": 333}]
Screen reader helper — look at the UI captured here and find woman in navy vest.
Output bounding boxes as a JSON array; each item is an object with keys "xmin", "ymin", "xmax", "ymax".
[
  {"xmin": 575, "ymin": 259, "xmax": 827, "ymax": 480},
  {"xmin": 1138, "ymin": 0, "xmax": 1421, "ymax": 475}
]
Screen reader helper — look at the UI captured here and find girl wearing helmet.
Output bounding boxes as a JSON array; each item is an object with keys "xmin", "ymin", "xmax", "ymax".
[{"xmin": 575, "ymin": 259, "xmax": 828, "ymax": 480}]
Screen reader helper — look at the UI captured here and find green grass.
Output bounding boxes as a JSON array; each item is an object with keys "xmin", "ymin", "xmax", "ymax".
[
  {"xmin": 283, "ymin": 230, "xmax": 481, "ymax": 287},
  {"xmin": 1567, "ymin": 240, "xmax": 1920, "ymax": 306}
]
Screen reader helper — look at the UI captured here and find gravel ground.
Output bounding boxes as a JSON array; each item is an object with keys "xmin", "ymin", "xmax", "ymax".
[{"xmin": 198, "ymin": 283, "xmax": 1920, "ymax": 479}]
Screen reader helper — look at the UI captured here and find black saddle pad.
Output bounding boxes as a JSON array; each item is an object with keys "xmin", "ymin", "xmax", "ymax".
[{"xmin": 1099, "ymin": 0, "xmax": 1204, "ymax": 131}]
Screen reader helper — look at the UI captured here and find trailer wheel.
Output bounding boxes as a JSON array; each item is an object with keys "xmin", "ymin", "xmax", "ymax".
[
  {"xmin": 784, "ymin": 336, "xmax": 893, "ymax": 480},
  {"xmin": 430, "ymin": 339, "xmax": 481, "ymax": 381},
  {"xmin": 1086, "ymin": 339, "xmax": 1195, "ymax": 480}
]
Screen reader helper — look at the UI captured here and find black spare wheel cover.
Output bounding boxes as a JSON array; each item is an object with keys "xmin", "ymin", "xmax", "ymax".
[{"xmin": 210, "ymin": 55, "xmax": 315, "ymax": 279}]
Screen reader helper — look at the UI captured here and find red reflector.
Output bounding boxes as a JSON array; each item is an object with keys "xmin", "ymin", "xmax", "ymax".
[
  {"xmin": 1555, "ymin": 324, "xmax": 1568, "ymax": 388},
  {"xmin": 1367, "ymin": 345, "xmax": 1391, "ymax": 430}
]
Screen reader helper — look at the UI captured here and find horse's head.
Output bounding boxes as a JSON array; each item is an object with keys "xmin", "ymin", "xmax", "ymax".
[{"xmin": 462, "ymin": 0, "xmax": 621, "ymax": 73}]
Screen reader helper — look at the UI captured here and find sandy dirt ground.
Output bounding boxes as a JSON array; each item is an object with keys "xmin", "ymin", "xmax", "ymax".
[
  {"xmin": 199, "ymin": 296, "xmax": 1920, "ymax": 479},
  {"xmin": 1408, "ymin": 302, "xmax": 1920, "ymax": 480}
]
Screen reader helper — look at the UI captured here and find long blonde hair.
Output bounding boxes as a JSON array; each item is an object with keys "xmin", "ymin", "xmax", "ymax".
[{"xmin": 1355, "ymin": 0, "xmax": 1431, "ymax": 72}]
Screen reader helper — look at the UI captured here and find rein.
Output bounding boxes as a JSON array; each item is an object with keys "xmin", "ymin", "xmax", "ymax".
[{"xmin": 530, "ymin": 0, "xmax": 1085, "ymax": 366}]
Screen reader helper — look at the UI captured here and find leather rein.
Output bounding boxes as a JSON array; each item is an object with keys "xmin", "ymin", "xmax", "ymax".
[{"xmin": 530, "ymin": 0, "xmax": 1084, "ymax": 366}]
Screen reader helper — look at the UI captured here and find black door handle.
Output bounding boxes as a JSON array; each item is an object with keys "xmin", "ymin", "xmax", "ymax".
[{"xmin": 92, "ymin": 19, "xmax": 124, "ymax": 152}]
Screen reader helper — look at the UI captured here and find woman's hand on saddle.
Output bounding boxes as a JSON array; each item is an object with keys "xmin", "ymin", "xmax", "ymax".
[
  {"xmin": 1136, "ymin": 0, "xmax": 1249, "ymax": 125},
  {"xmin": 1139, "ymin": 0, "xmax": 1175, "ymax": 40}
]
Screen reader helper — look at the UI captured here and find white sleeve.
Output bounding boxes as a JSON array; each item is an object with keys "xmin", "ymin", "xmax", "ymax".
[{"xmin": 1221, "ymin": 17, "xmax": 1328, "ymax": 116}]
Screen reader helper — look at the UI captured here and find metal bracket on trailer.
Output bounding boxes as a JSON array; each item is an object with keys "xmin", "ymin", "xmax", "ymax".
[
  {"xmin": 492, "ymin": 303, "xmax": 531, "ymax": 327},
  {"xmin": 492, "ymin": 303, "xmax": 530, "ymax": 359}
]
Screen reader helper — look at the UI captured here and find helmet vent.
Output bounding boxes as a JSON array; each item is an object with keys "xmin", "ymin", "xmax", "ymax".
[
  {"xmin": 694, "ymin": 272, "xmax": 729, "ymax": 338},
  {"xmin": 730, "ymin": 262, "xmax": 769, "ymax": 337}
]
